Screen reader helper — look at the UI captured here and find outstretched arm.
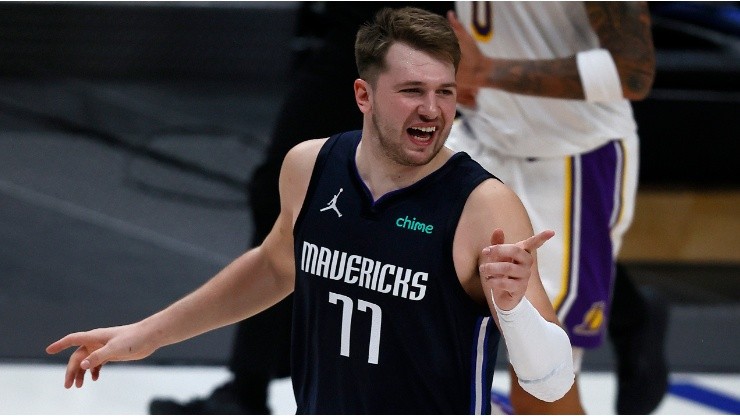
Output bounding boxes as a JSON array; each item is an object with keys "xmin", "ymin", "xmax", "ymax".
[
  {"xmin": 46, "ymin": 138, "xmax": 325, "ymax": 389},
  {"xmin": 46, "ymin": 239, "xmax": 294, "ymax": 388}
]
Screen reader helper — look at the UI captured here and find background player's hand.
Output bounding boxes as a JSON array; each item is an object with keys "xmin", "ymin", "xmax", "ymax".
[
  {"xmin": 479, "ymin": 228, "xmax": 554, "ymax": 311},
  {"xmin": 447, "ymin": 10, "xmax": 487, "ymax": 107},
  {"xmin": 46, "ymin": 324, "xmax": 155, "ymax": 388}
]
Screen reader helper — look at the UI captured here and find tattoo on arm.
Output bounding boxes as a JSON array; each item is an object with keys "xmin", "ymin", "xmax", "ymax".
[
  {"xmin": 485, "ymin": 58, "xmax": 584, "ymax": 100},
  {"xmin": 585, "ymin": 1, "xmax": 656, "ymax": 99}
]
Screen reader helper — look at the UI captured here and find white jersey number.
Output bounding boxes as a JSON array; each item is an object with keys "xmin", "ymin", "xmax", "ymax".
[{"xmin": 328, "ymin": 292, "xmax": 382, "ymax": 364}]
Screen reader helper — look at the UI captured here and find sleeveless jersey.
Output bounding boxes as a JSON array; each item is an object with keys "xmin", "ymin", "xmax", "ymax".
[
  {"xmin": 454, "ymin": 1, "xmax": 638, "ymax": 158},
  {"xmin": 291, "ymin": 131, "xmax": 501, "ymax": 414}
]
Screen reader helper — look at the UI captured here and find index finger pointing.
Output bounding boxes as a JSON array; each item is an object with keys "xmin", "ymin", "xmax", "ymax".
[
  {"xmin": 520, "ymin": 229, "xmax": 555, "ymax": 252},
  {"xmin": 46, "ymin": 338, "xmax": 70, "ymax": 355},
  {"xmin": 46, "ymin": 332, "xmax": 88, "ymax": 355}
]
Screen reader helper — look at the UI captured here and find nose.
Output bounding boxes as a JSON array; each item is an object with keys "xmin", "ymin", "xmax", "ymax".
[{"xmin": 418, "ymin": 93, "xmax": 440, "ymax": 120}]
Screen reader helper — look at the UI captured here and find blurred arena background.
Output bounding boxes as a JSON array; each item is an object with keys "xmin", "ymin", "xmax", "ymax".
[{"xmin": 0, "ymin": 1, "xmax": 737, "ymax": 414}]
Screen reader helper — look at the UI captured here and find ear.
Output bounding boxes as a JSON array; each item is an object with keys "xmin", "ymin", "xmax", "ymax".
[{"xmin": 354, "ymin": 78, "xmax": 372, "ymax": 115}]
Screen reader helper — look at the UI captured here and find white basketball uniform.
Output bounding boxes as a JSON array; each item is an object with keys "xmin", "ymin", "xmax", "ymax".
[{"xmin": 447, "ymin": 1, "xmax": 640, "ymax": 352}]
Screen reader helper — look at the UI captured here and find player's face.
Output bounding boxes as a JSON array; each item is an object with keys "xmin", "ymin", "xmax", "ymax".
[{"xmin": 365, "ymin": 42, "xmax": 457, "ymax": 167}]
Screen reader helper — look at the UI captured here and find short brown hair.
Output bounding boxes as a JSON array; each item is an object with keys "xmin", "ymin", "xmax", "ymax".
[{"xmin": 355, "ymin": 7, "xmax": 460, "ymax": 86}]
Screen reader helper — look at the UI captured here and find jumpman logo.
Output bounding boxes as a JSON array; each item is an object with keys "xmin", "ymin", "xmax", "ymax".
[{"xmin": 320, "ymin": 188, "xmax": 343, "ymax": 217}]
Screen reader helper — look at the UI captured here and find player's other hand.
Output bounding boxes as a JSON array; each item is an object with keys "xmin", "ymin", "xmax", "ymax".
[{"xmin": 46, "ymin": 324, "xmax": 155, "ymax": 388}]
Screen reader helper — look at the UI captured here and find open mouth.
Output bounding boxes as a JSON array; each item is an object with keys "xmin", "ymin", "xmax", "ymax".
[{"xmin": 407, "ymin": 126, "xmax": 436, "ymax": 143}]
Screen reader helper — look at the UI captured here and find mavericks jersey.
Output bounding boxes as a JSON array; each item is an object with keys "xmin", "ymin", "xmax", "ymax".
[{"xmin": 292, "ymin": 131, "xmax": 500, "ymax": 414}]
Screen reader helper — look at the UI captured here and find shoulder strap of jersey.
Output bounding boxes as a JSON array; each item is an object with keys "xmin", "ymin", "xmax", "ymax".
[{"xmin": 294, "ymin": 130, "xmax": 361, "ymax": 236}]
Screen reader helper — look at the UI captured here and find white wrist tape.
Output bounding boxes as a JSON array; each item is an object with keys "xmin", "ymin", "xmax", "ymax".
[
  {"xmin": 495, "ymin": 296, "xmax": 575, "ymax": 402},
  {"xmin": 576, "ymin": 48, "xmax": 623, "ymax": 102}
]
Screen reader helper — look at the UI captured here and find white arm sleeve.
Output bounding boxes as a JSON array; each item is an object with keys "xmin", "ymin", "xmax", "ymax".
[
  {"xmin": 495, "ymin": 296, "xmax": 575, "ymax": 402},
  {"xmin": 576, "ymin": 48, "xmax": 624, "ymax": 102}
]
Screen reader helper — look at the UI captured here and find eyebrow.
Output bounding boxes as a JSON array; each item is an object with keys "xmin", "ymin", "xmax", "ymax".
[{"xmin": 395, "ymin": 81, "xmax": 457, "ymax": 89}]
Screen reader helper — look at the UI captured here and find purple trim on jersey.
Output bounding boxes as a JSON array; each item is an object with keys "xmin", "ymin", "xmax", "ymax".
[
  {"xmin": 610, "ymin": 140, "xmax": 627, "ymax": 229},
  {"xmin": 563, "ymin": 141, "xmax": 620, "ymax": 349},
  {"xmin": 480, "ymin": 318, "xmax": 492, "ymax": 415},
  {"xmin": 469, "ymin": 316, "xmax": 493, "ymax": 414}
]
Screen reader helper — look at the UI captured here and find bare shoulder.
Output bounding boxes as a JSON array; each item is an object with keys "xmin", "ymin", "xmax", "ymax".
[
  {"xmin": 463, "ymin": 178, "xmax": 533, "ymax": 241},
  {"xmin": 281, "ymin": 138, "xmax": 328, "ymax": 185},
  {"xmin": 283, "ymin": 138, "xmax": 328, "ymax": 170},
  {"xmin": 454, "ymin": 177, "xmax": 535, "ymax": 268},
  {"xmin": 279, "ymin": 138, "xmax": 329, "ymax": 220}
]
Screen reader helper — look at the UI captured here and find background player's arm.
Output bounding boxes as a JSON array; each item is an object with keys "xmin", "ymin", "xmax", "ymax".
[{"xmin": 447, "ymin": 2, "xmax": 655, "ymax": 103}]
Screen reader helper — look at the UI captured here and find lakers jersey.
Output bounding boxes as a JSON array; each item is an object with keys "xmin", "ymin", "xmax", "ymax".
[{"xmin": 291, "ymin": 131, "xmax": 500, "ymax": 414}]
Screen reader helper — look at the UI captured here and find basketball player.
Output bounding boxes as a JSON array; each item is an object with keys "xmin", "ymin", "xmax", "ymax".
[
  {"xmin": 446, "ymin": 2, "xmax": 667, "ymax": 413},
  {"xmin": 148, "ymin": 3, "xmax": 454, "ymax": 413},
  {"xmin": 47, "ymin": 7, "xmax": 576, "ymax": 413}
]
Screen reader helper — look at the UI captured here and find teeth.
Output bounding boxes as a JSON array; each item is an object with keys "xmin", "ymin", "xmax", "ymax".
[{"xmin": 412, "ymin": 126, "xmax": 436, "ymax": 132}]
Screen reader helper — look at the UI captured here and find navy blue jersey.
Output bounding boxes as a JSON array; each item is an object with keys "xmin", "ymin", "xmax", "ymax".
[{"xmin": 292, "ymin": 131, "xmax": 501, "ymax": 414}]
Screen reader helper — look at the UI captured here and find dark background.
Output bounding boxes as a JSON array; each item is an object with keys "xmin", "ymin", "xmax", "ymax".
[{"xmin": 0, "ymin": 1, "xmax": 737, "ymax": 372}]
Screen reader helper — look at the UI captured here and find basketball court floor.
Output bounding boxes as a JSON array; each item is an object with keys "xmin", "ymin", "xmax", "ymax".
[{"xmin": 0, "ymin": 363, "xmax": 738, "ymax": 414}]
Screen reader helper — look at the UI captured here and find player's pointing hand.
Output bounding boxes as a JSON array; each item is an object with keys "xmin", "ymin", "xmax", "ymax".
[{"xmin": 479, "ymin": 228, "xmax": 555, "ymax": 311}]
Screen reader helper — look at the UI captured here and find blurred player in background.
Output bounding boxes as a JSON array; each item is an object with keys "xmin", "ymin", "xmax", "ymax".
[{"xmin": 446, "ymin": 2, "xmax": 668, "ymax": 414}]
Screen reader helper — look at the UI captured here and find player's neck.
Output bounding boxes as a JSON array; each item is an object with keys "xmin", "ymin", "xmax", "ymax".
[{"xmin": 355, "ymin": 139, "xmax": 452, "ymax": 201}]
